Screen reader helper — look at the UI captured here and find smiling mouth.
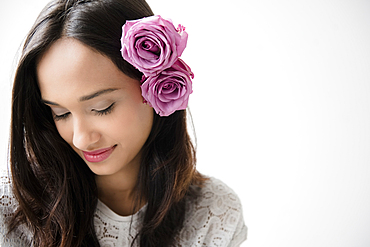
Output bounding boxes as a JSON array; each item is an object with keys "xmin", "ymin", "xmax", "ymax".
[{"xmin": 82, "ymin": 145, "xmax": 117, "ymax": 163}]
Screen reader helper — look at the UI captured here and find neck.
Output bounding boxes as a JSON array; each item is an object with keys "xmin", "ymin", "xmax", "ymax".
[{"xmin": 95, "ymin": 160, "xmax": 143, "ymax": 216}]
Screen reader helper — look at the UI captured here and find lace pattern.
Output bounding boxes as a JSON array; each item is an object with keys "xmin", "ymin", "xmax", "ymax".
[
  {"xmin": 0, "ymin": 170, "xmax": 32, "ymax": 246},
  {"xmin": 94, "ymin": 200, "xmax": 146, "ymax": 246},
  {"xmin": 1, "ymin": 170, "xmax": 247, "ymax": 246},
  {"xmin": 180, "ymin": 177, "xmax": 247, "ymax": 246}
]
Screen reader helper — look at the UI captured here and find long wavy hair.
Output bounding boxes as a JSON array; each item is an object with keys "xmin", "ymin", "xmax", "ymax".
[{"xmin": 8, "ymin": 0, "xmax": 205, "ymax": 246}]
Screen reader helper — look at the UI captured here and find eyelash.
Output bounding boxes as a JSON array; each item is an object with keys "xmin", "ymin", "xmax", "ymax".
[
  {"xmin": 95, "ymin": 102, "xmax": 115, "ymax": 116},
  {"xmin": 53, "ymin": 103, "xmax": 116, "ymax": 121}
]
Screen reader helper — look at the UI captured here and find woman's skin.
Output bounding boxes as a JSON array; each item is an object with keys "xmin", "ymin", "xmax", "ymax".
[{"xmin": 37, "ymin": 38, "xmax": 153, "ymax": 216}]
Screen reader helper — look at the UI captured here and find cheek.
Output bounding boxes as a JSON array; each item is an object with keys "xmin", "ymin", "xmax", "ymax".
[
  {"xmin": 104, "ymin": 100, "xmax": 153, "ymax": 156},
  {"xmin": 137, "ymin": 107, "xmax": 154, "ymax": 142},
  {"xmin": 115, "ymin": 85, "xmax": 154, "ymax": 141},
  {"xmin": 113, "ymin": 103, "xmax": 153, "ymax": 143},
  {"xmin": 133, "ymin": 95, "xmax": 154, "ymax": 138},
  {"xmin": 54, "ymin": 121, "xmax": 72, "ymax": 144}
]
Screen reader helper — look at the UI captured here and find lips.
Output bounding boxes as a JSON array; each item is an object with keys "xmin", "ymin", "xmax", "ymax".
[{"xmin": 83, "ymin": 145, "xmax": 116, "ymax": 163}]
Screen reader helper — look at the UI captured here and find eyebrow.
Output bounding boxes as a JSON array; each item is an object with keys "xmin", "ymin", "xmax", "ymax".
[{"xmin": 41, "ymin": 88, "xmax": 119, "ymax": 106}]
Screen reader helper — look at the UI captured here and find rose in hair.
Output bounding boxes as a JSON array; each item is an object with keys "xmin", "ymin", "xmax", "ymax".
[
  {"xmin": 141, "ymin": 59, "xmax": 193, "ymax": 117},
  {"xmin": 121, "ymin": 15, "xmax": 188, "ymax": 77}
]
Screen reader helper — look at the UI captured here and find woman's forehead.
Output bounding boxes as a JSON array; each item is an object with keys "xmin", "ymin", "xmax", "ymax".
[
  {"xmin": 36, "ymin": 38, "xmax": 133, "ymax": 101},
  {"xmin": 37, "ymin": 38, "xmax": 110, "ymax": 83}
]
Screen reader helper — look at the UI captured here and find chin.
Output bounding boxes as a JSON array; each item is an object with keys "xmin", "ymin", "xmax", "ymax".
[
  {"xmin": 88, "ymin": 166, "xmax": 119, "ymax": 177},
  {"xmin": 86, "ymin": 159, "xmax": 131, "ymax": 177}
]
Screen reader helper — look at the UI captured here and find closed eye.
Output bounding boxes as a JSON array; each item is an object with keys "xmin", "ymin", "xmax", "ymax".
[
  {"xmin": 53, "ymin": 103, "xmax": 116, "ymax": 121},
  {"xmin": 53, "ymin": 112, "xmax": 71, "ymax": 121},
  {"xmin": 93, "ymin": 102, "xmax": 115, "ymax": 116}
]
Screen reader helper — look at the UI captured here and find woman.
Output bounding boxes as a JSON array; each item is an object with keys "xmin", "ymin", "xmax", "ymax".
[{"xmin": 0, "ymin": 0, "xmax": 247, "ymax": 246}]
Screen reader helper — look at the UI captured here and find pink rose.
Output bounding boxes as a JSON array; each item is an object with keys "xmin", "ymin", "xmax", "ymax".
[
  {"xmin": 141, "ymin": 59, "xmax": 194, "ymax": 117},
  {"xmin": 121, "ymin": 15, "xmax": 188, "ymax": 77}
]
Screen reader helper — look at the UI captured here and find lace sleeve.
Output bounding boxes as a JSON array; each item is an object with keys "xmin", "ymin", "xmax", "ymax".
[
  {"xmin": 0, "ymin": 169, "xmax": 31, "ymax": 247},
  {"xmin": 228, "ymin": 206, "xmax": 248, "ymax": 247},
  {"xmin": 180, "ymin": 177, "xmax": 248, "ymax": 247}
]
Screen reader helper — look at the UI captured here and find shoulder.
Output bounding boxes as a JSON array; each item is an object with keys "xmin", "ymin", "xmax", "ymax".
[
  {"xmin": 181, "ymin": 177, "xmax": 248, "ymax": 247},
  {"xmin": 0, "ymin": 169, "xmax": 16, "ymax": 214},
  {"xmin": 0, "ymin": 169, "xmax": 16, "ymax": 237},
  {"xmin": 188, "ymin": 177, "xmax": 243, "ymax": 214},
  {"xmin": 0, "ymin": 169, "xmax": 30, "ymax": 246}
]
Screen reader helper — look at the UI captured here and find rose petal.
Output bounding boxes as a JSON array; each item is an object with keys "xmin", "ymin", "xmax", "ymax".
[{"xmin": 121, "ymin": 15, "xmax": 188, "ymax": 77}]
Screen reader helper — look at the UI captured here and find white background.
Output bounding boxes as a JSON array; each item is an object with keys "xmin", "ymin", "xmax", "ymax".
[{"xmin": 1, "ymin": 0, "xmax": 370, "ymax": 246}]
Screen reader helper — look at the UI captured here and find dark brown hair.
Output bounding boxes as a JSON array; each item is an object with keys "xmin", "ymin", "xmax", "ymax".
[{"xmin": 8, "ymin": 0, "xmax": 205, "ymax": 246}]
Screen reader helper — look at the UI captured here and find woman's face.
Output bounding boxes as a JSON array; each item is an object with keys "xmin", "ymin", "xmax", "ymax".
[{"xmin": 37, "ymin": 38, "xmax": 153, "ymax": 176}]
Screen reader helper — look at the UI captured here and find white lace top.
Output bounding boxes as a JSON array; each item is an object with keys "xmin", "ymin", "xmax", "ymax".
[{"xmin": 0, "ymin": 169, "xmax": 247, "ymax": 246}]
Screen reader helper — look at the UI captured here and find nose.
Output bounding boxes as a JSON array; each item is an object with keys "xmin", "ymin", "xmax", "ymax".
[{"xmin": 72, "ymin": 117, "xmax": 101, "ymax": 151}]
